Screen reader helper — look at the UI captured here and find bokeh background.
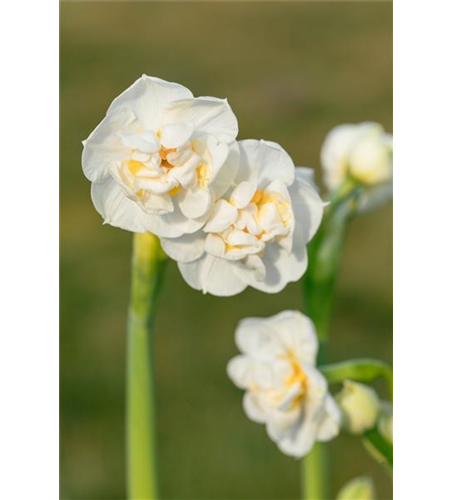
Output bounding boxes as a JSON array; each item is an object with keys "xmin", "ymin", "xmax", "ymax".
[{"xmin": 60, "ymin": 2, "xmax": 392, "ymax": 499}]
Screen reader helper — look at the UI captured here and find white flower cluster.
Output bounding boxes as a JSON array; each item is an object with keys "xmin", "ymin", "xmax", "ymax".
[
  {"xmin": 83, "ymin": 75, "xmax": 324, "ymax": 296},
  {"xmin": 228, "ymin": 311, "xmax": 341, "ymax": 458}
]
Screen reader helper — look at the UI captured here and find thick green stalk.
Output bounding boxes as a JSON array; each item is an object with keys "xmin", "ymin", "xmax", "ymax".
[{"xmin": 127, "ymin": 232, "xmax": 166, "ymax": 500}]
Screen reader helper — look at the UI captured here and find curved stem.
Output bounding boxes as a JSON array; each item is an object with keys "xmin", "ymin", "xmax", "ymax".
[
  {"xmin": 127, "ymin": 233, "xmax": 166, "ymax": 500},
  {"xmin": 319, "ymin": 359, "xmax": 393, "ymax": 400}
]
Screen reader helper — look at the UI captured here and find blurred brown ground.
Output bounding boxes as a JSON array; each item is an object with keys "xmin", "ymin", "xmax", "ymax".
[{"xmin": 60, "ymin": 2, "xmax": 393, "ymax": 499}]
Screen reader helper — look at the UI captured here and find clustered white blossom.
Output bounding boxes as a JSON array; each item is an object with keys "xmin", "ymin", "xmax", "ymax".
[
  {"xmin": 83, "ymin": 76, "xmax": 392, "ymax": 461},
  {"xmin": 227, "ymin": 311, "xmax": 341, "ymax": 458},
  {"xmin": 83, "ymin": 75, "xmax": 324, "ymax": 296}
]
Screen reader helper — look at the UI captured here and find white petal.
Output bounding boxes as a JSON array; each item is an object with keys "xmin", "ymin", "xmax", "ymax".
[
  {"xmin": 160, "ymin": 122, "xmax": 194, "ymax": 149},
  {"xmin": 204, "ymin": 200, "xmax": 238, "ymax": 233},
  {"xmin": 243, "ymin": 242, "xmax": 308, "ymax": 294},
  {"xmin": 266, "ymin": 407, "xmax": 301, "ymax": 442},
  {"xmin": 168, "ymin": 155, "xmax": 200, "ymax": 189},
  {"xmin": 317, "ymin": 395, "xmax": 341, "ymax": 442},
  {"xmin": 276, "ymin": 415, "xmax": 317, "ymax": 459},
  {"xmin": 233, "ymin": 255, "xmax": 266, "ymax": 283},
  {"xmin": 294, "ymin": 167, "xmax": 317, "ymax": 189},
  {"xmin": 266, "ymin": 310, "xmax": 318, "ymax": 366},
  {"xmin": 145, "ymin": 203, "xmax": 206, "ymax": 238},
  {"xmin": 358, "ymin": 182, "xmax": 393, "ymax": 213},
  {"xmin": 91, "ymin": 177, "xmax": 149, "ymax": 232},
  {"xmin": 237, "ymin": 139, "xmax": 295, "ymax": 187},
  {"xmin": 178, "ymin": 254, "xmax": 247, "ymax": 296},
  {"xmin": 82, "ymin": 107, "xmax": 136, "ymax": 183},
  {"xmin": 320, "ymin": 122, "xmax": 381, "ymax": 191},
  {"xmin": 243, "ymin": 392, "xmax": 268, "ymax": 424},
  {"xmin": 140, "ymin": 191, "xmax": 174, "ymax": 215},
  {"xmin": 163, "ymin": 97, "xmax": 238, "ymax": 143},
  {"xmin": 227, "ymin": 356, "xmax": 254, "ymax": 390},
  {"xmin": 120, "ymin": 130, "xmax": 160, "ymax": 153},
  {"xmin": 277, "ymin": 382, "xmax": 305, "ymax": 412},
  {"xmin": 349, "ymin": 129, "xmax": 392, "ymax": 184},
  {"xmin": 234, "ymin": 317, "xmax": 276, "ymax": 355},
  {"xmin": 321, "ymin": 125, "xmax": 361, "ymax": 170},
  {"xmin": 205, "ymin": 233, "xmax": 226, "ymax": 257},
  {"xmin": 227, "ymin": 230, "xmax": 258, "ymax": 246},
  {"xmin": 289, "ymin": 175, "xmax": 324, "ymax": 244},
  {"xmin": 178, "ymin": 185, "xmax": 212, "ymax": 219},
  {"xmin": 107, "ymin": 75, "xmax": 193, "ymax": 131},
  {"xmin": 304, "ymin": 364, "xmax": 328, "ymax": 405},
  {"xmin": 160, "ymin": 231, "xmax": 205, "ymax": 263},
  {"xmin": 229, "ymin": 181, "xmax": 257, "ymax": 209},
  {"xmin": 208, "ymin": 141, "xmax": 240, "ymax": 200}
]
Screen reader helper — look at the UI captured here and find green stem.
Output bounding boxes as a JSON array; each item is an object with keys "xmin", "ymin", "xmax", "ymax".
[
  {"xmin": 301, "ymin": 443, "xmax": 329, "ymax": 500},
  {"xmin": 320, "ymin": 359, "xmax": 393, "ymax": 400},
  {"xmin": 127, "ymin": 232, "xmax": 166, "ymax": 500}
]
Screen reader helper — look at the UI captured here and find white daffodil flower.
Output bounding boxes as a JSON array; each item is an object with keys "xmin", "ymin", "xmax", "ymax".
[
  {"xmin": 82, "ymin": 75, "xmax": 239, "ymax": 237},
  {"xmin": 321, "ymin": 122, "xmax": 393, "ymax": 212},
  {"xmin": 161, "ymin": 140, "xmax": 324, "ymax": 296},
  {"xmin": 227, "ymin": 311, "xmax": 341, "ymax": 459}
]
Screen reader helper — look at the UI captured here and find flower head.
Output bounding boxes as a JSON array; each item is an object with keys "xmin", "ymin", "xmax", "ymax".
[
  {"xmin": 161, "ymin": 140, "xmax": 324, "ymax": 296},
  {"xmin": 321, "ymin": 122, "xmax": 392, "ymax": 212},
  {"xmin": 227, "ymin": 311, "xmax": 341, "ymax": 458},
  {"xmin": 82, "ymin": 75, "xmax": 239, "ymax": 237},
  {"xmin": 336, "ymin": 380, "xmax": 381, "ymax": 435}
]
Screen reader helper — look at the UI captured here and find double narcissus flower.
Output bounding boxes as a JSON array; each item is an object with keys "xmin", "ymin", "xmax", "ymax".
[
  {"xmin": 227, "ymin": 311, "xmax": 341, "ymax": 458},
  {"xmin": 82, "ymin": 75, "xmax": 239, "ymax": 238},
  {"xmin": 82, "ymin": 76, "xmax": 323, "ymax": 296},
  {"xmin": 161, "ymin": 140, "xmax": 323, "ymax": 296},
  {"xmin": 321, "ymin": 122, "xmax": 393, "ymax": 212}
]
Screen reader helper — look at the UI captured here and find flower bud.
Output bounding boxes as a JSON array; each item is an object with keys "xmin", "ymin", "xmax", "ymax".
[
  {"xmin": 337, "ymin": 476, "xmax": 375, "ymax": 500},
  {"xmin": 336, "ymin": 380, "xmax": 380, "ymax": 435}
]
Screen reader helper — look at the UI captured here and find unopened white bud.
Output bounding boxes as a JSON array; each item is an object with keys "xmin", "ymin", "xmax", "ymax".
[
  {"xmin": 337, "ymin": 476, "xmax": 375, "ymax": 500},
  {"xmin": 336, "ymin": 380, "xmax": 380, "ymax": 435}
]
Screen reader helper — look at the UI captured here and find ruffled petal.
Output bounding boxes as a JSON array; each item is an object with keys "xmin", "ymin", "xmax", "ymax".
[
  {"xmin": 243, "ymin": 392, "xmax": 268, "ymax": 424},
  {"xmin": 234, "ymin": 317, "xmax": 276, "ymax": 355},
  {"xmin": 208, "ymin": 141, "xmax": 240, "ymax": 200},
  {"xmin": 91, "ymin": 177, "xmax": 149, "ymax": 232},
  {"xmin": 178, "ymin": 185, "xmax": 212, "ymax": 219},
  {"xmin": 82, "ymin": 107, "xmax": 136, "ymax": 183},
  {"xmin": 204, "ymin": 199, "xmax": 238, "ymax": 233},
  {"xmin": 163, "ymin": 97, "xmax": 238, "ymax": 143},
  {"xmin": 266, "ymin": 310, "xmax": 318, "ymax": 366},
  {"xmin": 316, "ymin": 395, "xmax": 341, "ymax": 442},
  {"xmin": 160, "ymin": 231, "xmax": 205, "ymax": 263},
  {"xmin": 237, "ymin": 139, "xmax": 295, "ymax": 187},
  {"xmin": 243, "ymin": 241, "xmax": 308, "ymax": 294},
  {"xmin": 145, "ymin": 203, "xmax": 206, "ymax": 238},
  {"xmin": 229, "ymin": 181, "xmax": 257, "ymax": 209},
  {"xmin": 227, "ymin": 356, "xmax": 255, "ymax": 390},
  {"xmin": 289, "ymin": 174, "xmax": 324, "ymax": 244},
  {"xmin": 107, "ymin": 75, "xmax": 193, "ymax": 131},
  {"xmin": 159, "ymin": 122, "xmax": 194, "ymax": 149},
  {"xmin": 178, "ymin": 254, "xmax": 247, "ymax": 296}
]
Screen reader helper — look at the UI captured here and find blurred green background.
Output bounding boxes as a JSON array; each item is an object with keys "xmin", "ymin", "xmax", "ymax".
[{"xmin": 60, "ymin": 2, "xmax": 392, "ymax": 499}]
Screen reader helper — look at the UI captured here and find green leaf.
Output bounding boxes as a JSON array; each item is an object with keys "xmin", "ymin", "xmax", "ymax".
[{"xmin": 362, "ymin": 427, "xmax": 393, "ymax": 468}]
